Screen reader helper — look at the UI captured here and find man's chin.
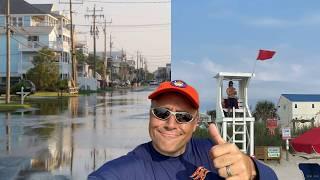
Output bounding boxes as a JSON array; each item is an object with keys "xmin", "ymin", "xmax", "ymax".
[{"xmin": 153, "ymin": 140, "xmax": 185, "ymax": 156}]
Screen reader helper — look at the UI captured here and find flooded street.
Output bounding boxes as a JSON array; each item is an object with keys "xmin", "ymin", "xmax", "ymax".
[{"xmin": 0, "ymin": 87, "xmax": 154, "ymax": 180}]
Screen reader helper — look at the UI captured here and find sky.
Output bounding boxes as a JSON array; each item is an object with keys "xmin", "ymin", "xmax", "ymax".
[
  {"xmin": 172, "ymin": 0, "xmax": 320, "ymax": 111},
  {"xmin": 25, "ymin": 0, "xmax": 171, "ymax": 72}
]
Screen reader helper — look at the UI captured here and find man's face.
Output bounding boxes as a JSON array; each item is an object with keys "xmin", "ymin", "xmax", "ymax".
[{"xmin": 149, "ymin": 93, "xmax": 198, "ymax": 157}]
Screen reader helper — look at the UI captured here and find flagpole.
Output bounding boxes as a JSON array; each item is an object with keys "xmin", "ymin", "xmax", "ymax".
[
  {"xmin": 252, "ymin": 59, "xmax": 257, "ymax": 77},
  {"xmin": 253, "ymin": 49, "xmax": 276, "ymax": 77}
]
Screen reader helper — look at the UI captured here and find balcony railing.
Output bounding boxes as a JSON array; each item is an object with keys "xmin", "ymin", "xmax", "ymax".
[
  {"xmin": 18, "ymin": 42, "xmax": 42, "ymax": 51},
  {"xmin": 19, "ymin": 41, "xmax": 69, "ymax": 52}
]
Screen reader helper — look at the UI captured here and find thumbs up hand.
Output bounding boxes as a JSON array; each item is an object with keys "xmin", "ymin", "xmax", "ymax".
[{"xmin": 208, "ymin": 124, "xmax": 257, "ymax": 180}]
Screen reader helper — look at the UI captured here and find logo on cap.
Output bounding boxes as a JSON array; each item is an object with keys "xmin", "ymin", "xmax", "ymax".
[{"xmin": 171, "ymin": 80, "xmax": 187, "ymax": 88}]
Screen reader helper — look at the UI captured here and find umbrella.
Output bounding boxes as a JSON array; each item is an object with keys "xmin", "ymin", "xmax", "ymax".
[{"xmin": 291, "ymin": 128, "xmax": 320, "ymax": 154}]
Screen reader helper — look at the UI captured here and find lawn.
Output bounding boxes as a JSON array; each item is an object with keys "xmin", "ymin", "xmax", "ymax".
[
  {"xmin": 0, "ymin": 103, "xmax": 31, "ymax": 111},
  {"xmin": 31, "ymin": 91, "xmax": 79, "ymax": 97}
]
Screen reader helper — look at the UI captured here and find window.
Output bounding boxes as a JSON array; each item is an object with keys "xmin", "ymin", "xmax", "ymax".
[
  {"xmin": 312, "ymin": 104, "xmax": 315, "ymax": 108},
  {"xmin": 28, "ymin": 36, "xmax": 39, "ymax": 42},
  {"xmin": 27, "ymin": 36, "xmax": 39, "ymax": 48},
  {"xmin": 11, "ymin": 17, "xmax": 23, "ymax": 27},
  {"xmin": 12, "ymin": 17, "xmax": 17, "ymax": 26},
  {"xmin": 18, "ymin": 17, "xmax": 23, "ymax": 27},
  {"xmin": 295, "ymin": 104, "xmax": 297, "ymax": 108}
]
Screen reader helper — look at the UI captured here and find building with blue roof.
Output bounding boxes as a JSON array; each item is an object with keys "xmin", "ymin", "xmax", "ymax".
[{"xmin": 277, "ymin": 94, "xmax": 320, "ymax": 130}]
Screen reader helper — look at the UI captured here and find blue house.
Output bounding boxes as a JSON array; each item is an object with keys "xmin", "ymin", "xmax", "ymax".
[{"xmin": 0, "ymin": 0, "xmax": 72, "ymax": 83}]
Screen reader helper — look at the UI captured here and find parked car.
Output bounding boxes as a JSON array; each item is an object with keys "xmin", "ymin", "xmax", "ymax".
[
  {"xmin": 0, "ymin": 80, "xmax": 36, "ymax": 96},
  {"xmin": 148, "ymin": 80, "xmax": 159, "ymax": 86}
]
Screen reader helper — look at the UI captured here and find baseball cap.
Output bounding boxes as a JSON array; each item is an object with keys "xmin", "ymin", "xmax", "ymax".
[{"xmin": 148, "ymin": 80, "xmax": 199, "ymax": 109}]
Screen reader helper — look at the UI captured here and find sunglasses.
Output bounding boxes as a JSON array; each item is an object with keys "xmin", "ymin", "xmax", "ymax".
[{"xmin": 151, "ymin": 107, "xmax": 197, "ymax": 123}]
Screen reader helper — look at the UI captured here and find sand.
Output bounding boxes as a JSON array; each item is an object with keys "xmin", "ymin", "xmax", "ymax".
[{"xmin": 261, "ymin": 151, "xmax": 320, "ymax": 180}]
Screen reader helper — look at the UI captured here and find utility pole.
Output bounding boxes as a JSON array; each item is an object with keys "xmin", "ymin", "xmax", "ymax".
[
  {"xmin": 109, "ymin": 33, "xmax": 113, "ymax": 58},
  {"xmin": 85, "ymin": 5, "xmax": 103, "ymax": 78},
  {"xmin": 59, "ymin": 0, "xmax": 83, "ymax": 88},
  {"xmin": 140, "ymin": 54, "xmax": 143, "ymax": 82},
  {"xmin": 69, "ymin": 0, "xmax": 76, "ymax": 87},
  {"xmin": 109, "ymin": 33, "xmax": 113, "ymax": 82},
  {"xmin": 144, "ymin": 60, "xmax": 147, "ymax": 81},
  {"xmin": 103, "ymin": 18, "xmax": 111, "ymax": 87},
  {"xmin": 136, "ymin": 51, "xmax": 139, "ymax": 83},
  {"xmin": 5, "ymin": 0, "xmax": 11, "ymax": 104},
  {"xmin": 121, "ymin": 48, "xmax": 124, "ymax": 61}
]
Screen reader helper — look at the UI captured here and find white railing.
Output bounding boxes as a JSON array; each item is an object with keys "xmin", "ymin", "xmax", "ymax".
[{"xmin": 19, "ymin": 41, "xmax": 66, "ymax": 51}]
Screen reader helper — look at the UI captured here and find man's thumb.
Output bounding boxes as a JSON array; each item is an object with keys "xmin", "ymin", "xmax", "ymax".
[{"xmin": 208, "ymin": 123, "xmax": 226, "ymax": 145}]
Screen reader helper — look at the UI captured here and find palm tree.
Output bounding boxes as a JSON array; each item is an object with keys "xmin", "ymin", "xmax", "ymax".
[{"xmin": 253, "ymin": 100, "xmax": 277, "ymax": 122}]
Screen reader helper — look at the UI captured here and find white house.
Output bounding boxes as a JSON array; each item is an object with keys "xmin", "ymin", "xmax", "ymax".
[
  {"xmin": 0, "ymin": 0, "xmax": 72, "ymax": 83},
  {"xmin": 277, "ymin": 94, "xmax": 320, "ymax": 129}
]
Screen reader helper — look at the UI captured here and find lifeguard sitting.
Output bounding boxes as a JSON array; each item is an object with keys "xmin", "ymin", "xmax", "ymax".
[{"xmin": 226, "ymin": 81, "xmax": 238, "ymax": 116}]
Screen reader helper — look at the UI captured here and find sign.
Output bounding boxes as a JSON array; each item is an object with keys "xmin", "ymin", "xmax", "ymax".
[
  {"xmin": 282, "ymin": 127, "xmax": 291, "ymax": 140},
  {"xmin": 267, "ymin": 118, "xmax": 278, "ymax": 129},
  {"xmin": 267, "ymin": 118, "xmax": 278, "ymax": 135},
  {"xmin": 267, "ymin": 147, "xmax": 281, "ymax": 158}
]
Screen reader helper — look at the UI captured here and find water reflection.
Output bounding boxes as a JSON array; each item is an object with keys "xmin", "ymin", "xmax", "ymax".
[
  {"xmin": 0, "ymin": 88, "xmax": 152, "ymax": 180},
  {"xmin": 5, "ymin": 113, "xmax": 11, "ymax": 154}
]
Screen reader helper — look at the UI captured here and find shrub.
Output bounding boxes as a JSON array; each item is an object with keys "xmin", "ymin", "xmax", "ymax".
[{"xmin": 56, "ymin": 79, "xmax": 68, "ymax": 91}]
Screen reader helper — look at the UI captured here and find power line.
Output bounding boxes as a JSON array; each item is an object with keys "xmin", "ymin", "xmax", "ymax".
[
  {"xmin": 75, "ymin": 23, "xmax": 170, "ymax": 27},
  {"xmin": 85, "ymin": 1, "xmax": 170, "ymax": 4},
  {"xmin": 85, "ymin": 4, "xmax": 104, "ymax": 78},
  {"xmin": 10, "ymin": 36, "xmax": 56, "ymax": 58},
  {"xmin": 10, "ymin": 26, "xmax": 57, "ymax": 49},
  {"xmin": 10, "ymin": 27, "xmax": 72, "ymax": 59}
]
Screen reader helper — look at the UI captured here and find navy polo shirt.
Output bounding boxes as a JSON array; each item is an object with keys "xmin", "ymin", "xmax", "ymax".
[{"xmin": 88, "ymin": 138, "xmax": 277, "ymax": 180}]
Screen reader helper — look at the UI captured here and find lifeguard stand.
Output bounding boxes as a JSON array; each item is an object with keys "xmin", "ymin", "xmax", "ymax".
[{"xmin": 214, "ymin": 72, "xmax": 255, "ymax": 156}]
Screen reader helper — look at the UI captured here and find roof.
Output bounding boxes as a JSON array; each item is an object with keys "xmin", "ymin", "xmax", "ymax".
[
  {"xmin": 0, "ymin": 0, "xmax": 49, "ymax": 15},
  {"xmin": 214, "ymin": 72, "xmax": 254, "ymax": 80},
  {"xmin": 282, "ymin": 94, "xmax": 320, "ymax": 102},
  {"xmin": 32, "ymin": 4, "xmax": 54, "ymax": 13},
  {"xmin": 32, "ymin": 4, "xmax": 64, "ymax": 18}
]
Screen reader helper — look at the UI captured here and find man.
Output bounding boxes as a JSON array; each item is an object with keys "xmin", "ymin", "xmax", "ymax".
[
  {"xmin": 226, "ymin": 81, "xmax": 238, "ymax": 116},
  {"xmin": 88, "ymin": 80, "xmax": 277, "ymax": 180}
]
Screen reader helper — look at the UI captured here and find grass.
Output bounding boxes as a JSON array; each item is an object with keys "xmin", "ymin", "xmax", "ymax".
[
  {"xmin": 193, "ymin": 127, "xmax": 210, "ymax": 138},
  {"xmin": 0, "ymin": 103, "xmax": 31, "ymax": 111},
  {"xmin": 193, "ymin": 122, "xmax": 283, "ymax": 147},
  {"xmin": 30, "ymin": 91, "xmax": 79, "ymax": 97}
]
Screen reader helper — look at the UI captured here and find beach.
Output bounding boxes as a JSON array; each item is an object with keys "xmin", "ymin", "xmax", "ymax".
[{"xmin": 262, "ymin": 150, "xmax": 320, "ymax": 179}]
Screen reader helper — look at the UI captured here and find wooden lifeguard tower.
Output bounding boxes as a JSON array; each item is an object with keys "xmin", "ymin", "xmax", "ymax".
[{"xmin": 215, "ymin": 72, "xmax": 255, "ymax": 156}]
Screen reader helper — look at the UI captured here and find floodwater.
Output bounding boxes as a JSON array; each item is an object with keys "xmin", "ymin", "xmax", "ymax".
[{"xmin": 0, "ymin": 87, "xmax": 153, "ymax": 180}]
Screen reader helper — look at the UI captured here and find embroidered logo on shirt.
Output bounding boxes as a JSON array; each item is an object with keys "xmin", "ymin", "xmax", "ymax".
[{"xmin": 190, "ymin": 166, "xmax": 210, "ymax": 180}]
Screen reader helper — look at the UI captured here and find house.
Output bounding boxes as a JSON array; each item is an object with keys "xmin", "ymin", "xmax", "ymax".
[
  {"xmin": 154, "ymin": 63, "xmax": 171, "ymax": 83},
  {"xmin": 277, "ymin": 94, "xmax": 320, "ymax": 129},
  {"xmin": 0, "ymin": 0, "xmax": 72, "ymax": 83}
]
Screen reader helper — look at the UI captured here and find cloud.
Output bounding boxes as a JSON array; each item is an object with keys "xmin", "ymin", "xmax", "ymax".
[
  {"xmin": 173, "ymin": 54, "xmax": 320, "ymax": 111},
  {"xmin": 207, "ymin": 9, "xmax": 234, "ymax": 19},
  {"xmin": 200, "ymin": 57, "xmax": 224, "ymax": 73},
  {"xmin": 247, "ymin": 17, "xmax": 291, "ymax": 28},
  {"xmin": 301, "ymin": 13, "xmax": 320, "ymax": 25},
  {"xmin": 244, "ymin": 13, "xmax": 320, "ymax": 28},
  {"xmin": 181, "ymin": 60, "xmax": 196, "ymax": 65}
]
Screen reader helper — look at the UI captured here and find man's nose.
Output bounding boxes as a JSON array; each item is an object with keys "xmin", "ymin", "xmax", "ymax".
[{"xmin": 165, "ymin": 114, "xmax": 178, "ymax": 129}]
